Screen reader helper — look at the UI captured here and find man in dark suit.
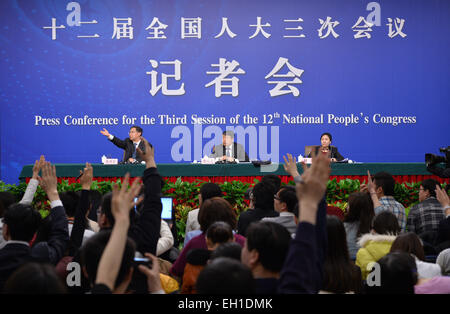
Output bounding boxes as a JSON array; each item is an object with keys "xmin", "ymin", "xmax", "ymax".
[
  {"xmin": 237, "ymin": 182, "xmax": 279, "ymax": 236},
  {"xmin": 209, "ymin": 130, "xmax": 249, "ymax": 162},
  {"xmin": 101, "ymin": 126, "xmax": 149, "ymax": 163},
  {"xmin": 0, "ymin": 203, "xmax": 41, "ymax": 290},
  {"xmin": 0, "ymin": 161, "xmax": 69, "ymax": 291}
]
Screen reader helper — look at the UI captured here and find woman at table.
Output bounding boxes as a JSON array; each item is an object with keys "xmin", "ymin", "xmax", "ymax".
[{"xmin": 308, "ymin": 132, "xmax": 345, "ymax": 162}]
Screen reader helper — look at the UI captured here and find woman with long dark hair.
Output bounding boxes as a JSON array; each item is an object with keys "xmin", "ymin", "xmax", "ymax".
[
  {"xmin": 343, "ymin": 192, "xmax": 375, "ymax": 259},
  {"xmin": 321, "ymin": 216, "xmax": 362, "ymax": 294}
]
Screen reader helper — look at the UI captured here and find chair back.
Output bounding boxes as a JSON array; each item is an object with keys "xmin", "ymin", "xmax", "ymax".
[{"xmin": 304, "ymin": 145, "xmax": 319, "ymax": 157}]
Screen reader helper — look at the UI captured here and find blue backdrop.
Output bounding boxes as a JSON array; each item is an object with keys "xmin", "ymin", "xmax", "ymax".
[{"xmin": 1, "ymin": 0, "xmax": 449, "ymax": 183}]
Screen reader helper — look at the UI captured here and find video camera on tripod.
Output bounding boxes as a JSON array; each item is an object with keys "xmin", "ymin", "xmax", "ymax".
[{"xmin": 425, "ymin": 146, "xmax": 450, "ymax": 178}]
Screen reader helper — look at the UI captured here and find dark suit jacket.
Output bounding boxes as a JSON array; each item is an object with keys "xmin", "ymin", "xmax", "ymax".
[
  {"xmin": 436, "ymin": 216, "xmax": 450, "ymax": 251},
  {"xmin": 0, "ymin": 243, "xmax": 33, "ymax": 291},
  {"xmin": 309, "ymin": 146, "xmax": 344, "ymax": 161},
  {"xmin": 210, "ymin": 142, "xmax": 249, "ymax": 162},
  {"xmin": 110, "ymin": 137, "xmax": 150, "ymax": 163},
  {"xmin": 30, "ymin": 205, "xmax": 69, "ymax": 265},
  {"xmin": 237, "ymin": 208, "xmax": 279, "ymax": 236}
]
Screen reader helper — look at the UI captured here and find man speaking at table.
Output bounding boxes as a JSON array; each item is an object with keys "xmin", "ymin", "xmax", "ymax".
[
  {"xmin": 210, "ymin": 130, "xmax": 249, "ymax": 163},
  {"xmin": 100, "ymin": 126, "xmax": 150, "ymax": 163}
]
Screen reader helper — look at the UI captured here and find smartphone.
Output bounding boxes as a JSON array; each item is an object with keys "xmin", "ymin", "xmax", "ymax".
[
  {"xmin": 133, "ymin": 257, "xmax": 152, "ymax": 268},
  {"xmin": 134, "ymin": 197, "xmax": 138, "ymax": 213}
]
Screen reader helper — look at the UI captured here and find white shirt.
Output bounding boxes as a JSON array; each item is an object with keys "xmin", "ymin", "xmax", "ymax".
[{"xmin": 415, "ymin": 257, "xmax": 442, "ymax": 279}]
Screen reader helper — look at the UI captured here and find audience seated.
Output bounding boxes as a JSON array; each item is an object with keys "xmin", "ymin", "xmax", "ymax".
[
  {"xmin": 343, "ymin": 192, "xmax": 375, "ymax": 260},
  {"xmin": 185, "ymin": 183, "xmax": 222, "ymax": 235},
  {"xmin": 237, "ymin": 181, "xmax": 279, "ymax": 236},
  {"xmin": 181, "ymin": 221, "xmax": 234, "ymax": 294},
  {"xmin": 436, "ymin": 248, "xmax": 450, "ymax": 276},
  {"xmin": 407, "ymin": 179, "xmax": 445, "ymax": 238},
  {"xmin": 241, "ymin": 221, "xmax": 292, "ymax": 294},
  {"xmin": 157, "ymin": 219, "xmax": 174, "ymax": 257},
  {"xmin": 361, "ymin": 171, "xmax": 407, "ymax": 232},
  {"xmin": 80, "ymin": 229, "xmax": 136, "ymax": 293},
  {"xmin": 0, "ymin": 192, "xmax": 17, "ymax": 249},
  {"xmin": 0, "ymin": 203, "xmax": 42, "ymax": 291},
  {"xmin": 69, "ymin": 140, "xmax": 163, "ymax": 293},
  {"xmin": 195, "ymin": 257, "xmax": 255, "ymax": 294},
  {"xmin": 415, "ymin": 276, "xmax": 450, "ymax": 294},
  {"xmin": 321, "ymin": 216, "xmax": 362, "ymax": 294},
  {"xmin": 170, "ymin": 197, "xmax": 244, "ymax": 279},
  {"xmin": 184, "ymin": 182, "xmax": 223, "ymax": 246},
  {"xmin": 262, "ymin": 186, "xmax": 298, "ymax": 236},
  {"xmin": 0, "ymin": 160, "xmax": 70, "ymax": 291},
  {"xmin": 4, "ymin": 262, "xmax": 67, "ymax": 294},
  {"xmin": 356, "ymin": 211, "xmax": 400, "ymax": 279},
  {"xmin": 390, "ymin": 232, "xmax": 442, "ymax": 279},
  {"xmin": 3, "ymin": 147, "xmax": 450, "ymax": 295},
  {"xmin": 210, "ymin": 242, "xmax": 242, "ymax": 261},
  {"xmin": 364, "ymin": 252, "xmax": 417, "ymax": 294},
  {"xmin": 261, "ymin": 174, "xmax": 282, "ymax": 196}
]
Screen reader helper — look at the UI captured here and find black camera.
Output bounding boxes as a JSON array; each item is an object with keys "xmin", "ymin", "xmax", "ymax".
[
  {"xmin": 425, "ymin": 146, "xmax": 450, "ymax": 167},
  {"xmin": 425, "ymin": 146, "xmax": 450, "ymax": 178}
]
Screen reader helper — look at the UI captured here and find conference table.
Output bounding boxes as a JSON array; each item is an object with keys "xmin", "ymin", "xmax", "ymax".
[{"xmin": 19, "ymin": 162, "xmax": 446, "ymax": 184}]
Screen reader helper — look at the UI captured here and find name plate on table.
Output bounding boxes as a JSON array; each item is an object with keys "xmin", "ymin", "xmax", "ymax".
[
  {"xmin": 103, "ymin": 158, "xmax": 118, "ymax": 165},
  {"xmin": 298, "ymin": 157, "xmax": 312, "ymax": 164},
  {"xmin": 200, "ymin": 156, "xmax": 216, "ymax": 164}
]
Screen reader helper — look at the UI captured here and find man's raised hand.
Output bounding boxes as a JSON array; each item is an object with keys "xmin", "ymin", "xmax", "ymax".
[
  {"xmin": 79, "ymin": 162, "xmax": 93, "ymax": 190},
  {"xmin": 39, "ymin": 161, "xmax": 59, "ymax": 202},
  {"xmin": 111, "ymin": 173, "xmax": 142, "ymax": 223},
  {"xmin": 32, "ymin": 155, "xmax": 46, "ymax": 180},
  {"xmin": 296, "ymin": 151, "xmax": 331, "ymax": 224},
  {"xmin": 283, "ymin": 153, "xmax": 300, "ymax": 178},
  {"xmin": 100, "ymin": 128, "xmax": 111, "ymax": 137},
  {"xmin": 436, "ymin": 185, "xmax": 450, "ymax": 208}
]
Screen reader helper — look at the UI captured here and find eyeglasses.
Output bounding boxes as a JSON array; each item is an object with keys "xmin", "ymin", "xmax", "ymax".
[{"xmin": 274, "ymin": 195, "xmax": 281, "ymax": 201}]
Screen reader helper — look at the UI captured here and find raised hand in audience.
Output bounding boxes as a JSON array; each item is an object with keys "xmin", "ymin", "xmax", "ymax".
[
  {"xmin": 295, "ymin": 150, "xmax": 330, "ymax": 224},
  {"xmin": 79, "ymin": 162, "xmax": 93, "ymax": 190},
  {"xmin": 359, "ymin": 183, "xmax": 368, "ymax": 193},
  {"xmin": 39, "ymin": 161, "xmax": 60, "ymax": 202},
  {"xmin": 20, "ymin": 155, "xmax": 46, "ymax": 205},
  {"xmin": 111, "ymin": 173, "xmax": 142, "ymax": 222},
  {"xmin": 31, "ymin": 155, "xmax": 46, "ymax": 180},
  {"xmin": 95, "ymin": 173, "xmax": 141, "ymax": 292},
  {"xmin": 436, "ymin": 185, "xmax": 450, "ymax": 215},
  {"xmin": 136, "ymin": 138, "xmax": 156, "ymax": 169},
  {"xmin": 283, "ymin": 153, "xmax": 300, "ymax": 178},
  {"xmin": 366, "ymin": 170, "xmax": 381, "ymax": 208}
]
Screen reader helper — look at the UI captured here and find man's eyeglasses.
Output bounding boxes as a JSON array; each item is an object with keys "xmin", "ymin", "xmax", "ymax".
[{"xmin": 274, "ymin": 195, "xmax": 281, "ymax": 201}]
